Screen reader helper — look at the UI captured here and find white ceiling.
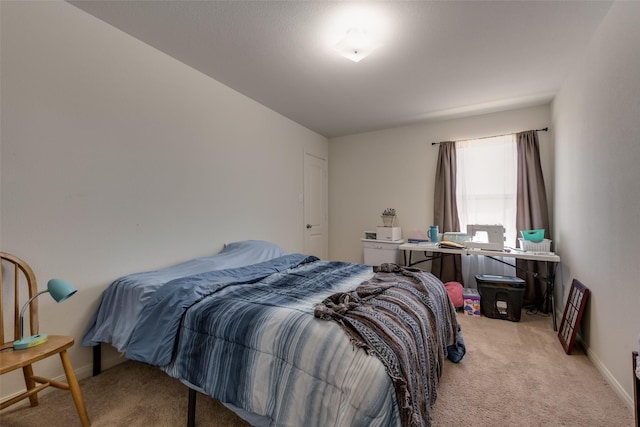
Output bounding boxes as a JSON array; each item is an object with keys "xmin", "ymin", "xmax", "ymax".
[{"xmin": 68, "ymin": 1, "xmax": 613, "ymax": 138}]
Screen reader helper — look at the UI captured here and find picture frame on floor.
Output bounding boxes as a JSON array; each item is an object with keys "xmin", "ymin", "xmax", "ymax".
[{"xmin": 558, "ymin": 279, "xmax": 590, "ymax": 355}]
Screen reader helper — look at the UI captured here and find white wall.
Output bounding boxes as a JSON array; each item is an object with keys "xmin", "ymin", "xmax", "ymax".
[
  {"xmin": 552, "ymin": 1, "xmax": 640, "ymax": 408},
  {"xmin": 328, "ymin": 105, "xmax": 553, "ymax": 264},
  {"xmin": 0, "ymin": 1, "xmax": 327, "ymax": 399}
]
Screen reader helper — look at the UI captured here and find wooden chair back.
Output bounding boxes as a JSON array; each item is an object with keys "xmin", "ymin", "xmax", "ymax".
[
  {"xmin": 1, "ymin": 252, "xmax": 40, "ymax": 349},
  {"xmin": 0, "ymin": 252, "xmax": 91, "ymax": 425}
]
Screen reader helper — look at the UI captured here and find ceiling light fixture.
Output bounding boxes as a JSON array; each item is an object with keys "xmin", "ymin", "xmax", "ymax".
[{"xmin": 333, "ymin": 27, "xmax": 380, "ymax": 62}]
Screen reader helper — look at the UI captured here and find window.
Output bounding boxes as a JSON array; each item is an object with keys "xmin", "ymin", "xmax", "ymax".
[
  {"xmin": 456, "ymin": 134, "xmax": 518, "ymax": 246},
  {"xmin": 456, "ymin": 134, "xmax": 517, "ymax": 284}
]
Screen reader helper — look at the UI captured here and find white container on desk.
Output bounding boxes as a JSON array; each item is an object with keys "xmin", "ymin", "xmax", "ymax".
[
  {"xmin": 362, "ymin": 239, "xmax": 404, "ymax": 265},
  {"xmin": 376, "ymin": 226, "xmax": 402, "ymax": 241}
]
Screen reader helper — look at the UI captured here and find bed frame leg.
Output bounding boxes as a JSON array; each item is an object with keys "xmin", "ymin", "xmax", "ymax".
[
  {"xmin": 93, "ymin": 343, "xmax": 102, "ymax": 376},
  {"xmin": 187, "ymin": 387, "xmax": 197, "ymax": 427}
]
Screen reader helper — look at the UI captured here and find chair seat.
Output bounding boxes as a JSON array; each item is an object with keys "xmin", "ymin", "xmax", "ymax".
[{"xmin": 0, "ymin": 336, "xmax": 74, "ymax": 374}]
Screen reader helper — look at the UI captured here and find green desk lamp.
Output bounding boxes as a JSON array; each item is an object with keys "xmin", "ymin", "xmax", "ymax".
[{"xmin": 13, "ymin": 278, "xmax": 77, "ymax": 350}]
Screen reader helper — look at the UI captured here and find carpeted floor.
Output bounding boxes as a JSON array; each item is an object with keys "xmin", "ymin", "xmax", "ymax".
[
  {"xmin": 1, "ymin": 311, "xmax": 633, "ymax": 426},
  {"xmin": 431, "ymin": 312, "xmax": 633, "ymax": 426}
]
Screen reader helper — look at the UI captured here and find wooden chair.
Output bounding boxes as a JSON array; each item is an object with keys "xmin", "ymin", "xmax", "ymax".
[{"xmin": 0, "ymin": 252, "xmax": 90, "ymax": 426}]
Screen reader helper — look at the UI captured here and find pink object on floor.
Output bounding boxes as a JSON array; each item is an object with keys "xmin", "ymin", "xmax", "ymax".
[{"xmin": 444, "ymin": 281, "xmax": 464, "ymax": 307}]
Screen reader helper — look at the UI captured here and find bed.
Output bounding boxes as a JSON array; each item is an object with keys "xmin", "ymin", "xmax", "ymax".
[{"xmin": 82, "ymin": 240, "xmax": 465, "ymax": 427}]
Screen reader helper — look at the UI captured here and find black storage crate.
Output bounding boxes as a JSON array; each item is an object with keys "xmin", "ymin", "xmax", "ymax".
[{"xmin": 475, "ymin": 274, "xmax": 526, "ymax": 322}]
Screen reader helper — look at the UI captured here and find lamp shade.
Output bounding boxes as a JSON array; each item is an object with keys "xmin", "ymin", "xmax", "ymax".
[{"xmin": 47, "ymin": 278, "xmax": 77, "ymax": 303}]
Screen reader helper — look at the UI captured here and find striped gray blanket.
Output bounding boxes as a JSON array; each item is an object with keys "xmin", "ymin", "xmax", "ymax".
[{"xmin": 314, "ymin": 264, "xmax": 464, "ymax": 427}]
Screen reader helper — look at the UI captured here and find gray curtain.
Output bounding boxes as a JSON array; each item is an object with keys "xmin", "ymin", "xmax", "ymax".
[
  {"xmin": 432, "ymin": 141, "xmax": 463, "ymax": 283},
  {"xmin": 515, "ymin": 130, "xmax": 551, "ymax": 311}
]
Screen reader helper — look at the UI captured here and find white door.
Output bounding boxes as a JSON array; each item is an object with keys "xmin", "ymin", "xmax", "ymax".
[{"xmin": 304, "ymin": 152, "xmax": 327, "ymax": 259}]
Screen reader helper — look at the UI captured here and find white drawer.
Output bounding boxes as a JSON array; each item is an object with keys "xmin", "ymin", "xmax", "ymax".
[
  {"xmin": 362, "ymin": 242, "xmax": 400, "ymax": 251},
  {"xmin": 362, "ymin": 240, "xmax": 401, "ymax": 250},
  {"xmin": 362, "ymin": 239, "xmax": 404, "ymax": 265}
]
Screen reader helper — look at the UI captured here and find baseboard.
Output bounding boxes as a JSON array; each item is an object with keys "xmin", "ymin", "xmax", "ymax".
[
  {"xmin": 556, "ymin": 293, "xmax": 634, "ymax": 415},
  {"xmin": 578, "ymin": 335, "xmax": 635, "ymax": 412},
  {"xmin": 75, "ymin": 349, "xmax": 127, "ymax": 381}
]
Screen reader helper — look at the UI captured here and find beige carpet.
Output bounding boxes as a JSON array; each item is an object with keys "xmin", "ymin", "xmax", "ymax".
[{"xmin": 1, "ymin": 311, "xmax": 633, "ymax": 426}]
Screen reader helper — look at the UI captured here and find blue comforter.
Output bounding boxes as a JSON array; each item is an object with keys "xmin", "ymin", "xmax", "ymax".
[
  {"xmin": 85, "ymin": 250, "xmax": 464, "ymax": 427},
  {"xmin": 82, "ymin": 240, "xmax": 287, "ymax": 351},
  {"xmin": 155, "ymin": 258, "xmax": 463, "ymax": 427},
  {"xmin": 126, "ymin": 253, "xmax": 316, "ymax": 365}
]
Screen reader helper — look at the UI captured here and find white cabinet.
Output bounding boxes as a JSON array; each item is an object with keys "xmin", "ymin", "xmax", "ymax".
[{"xmin": 362, "ymin": 239, "xmax": 404, "ymax": 265}]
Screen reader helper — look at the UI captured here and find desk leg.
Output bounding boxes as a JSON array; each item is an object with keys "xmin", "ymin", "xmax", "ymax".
[
  {"xmin": 547, "ymin": 261, "xmax": 558, "ymax": 331},
  {"xmin": 403, "ymin": 250, "xmax": 414, "ymax": 267}
]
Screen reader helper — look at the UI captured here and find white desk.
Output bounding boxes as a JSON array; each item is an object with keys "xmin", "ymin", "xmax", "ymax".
[{"xmin": 399, "ymin": 243, "xmax": 561, "ymax": 329}]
